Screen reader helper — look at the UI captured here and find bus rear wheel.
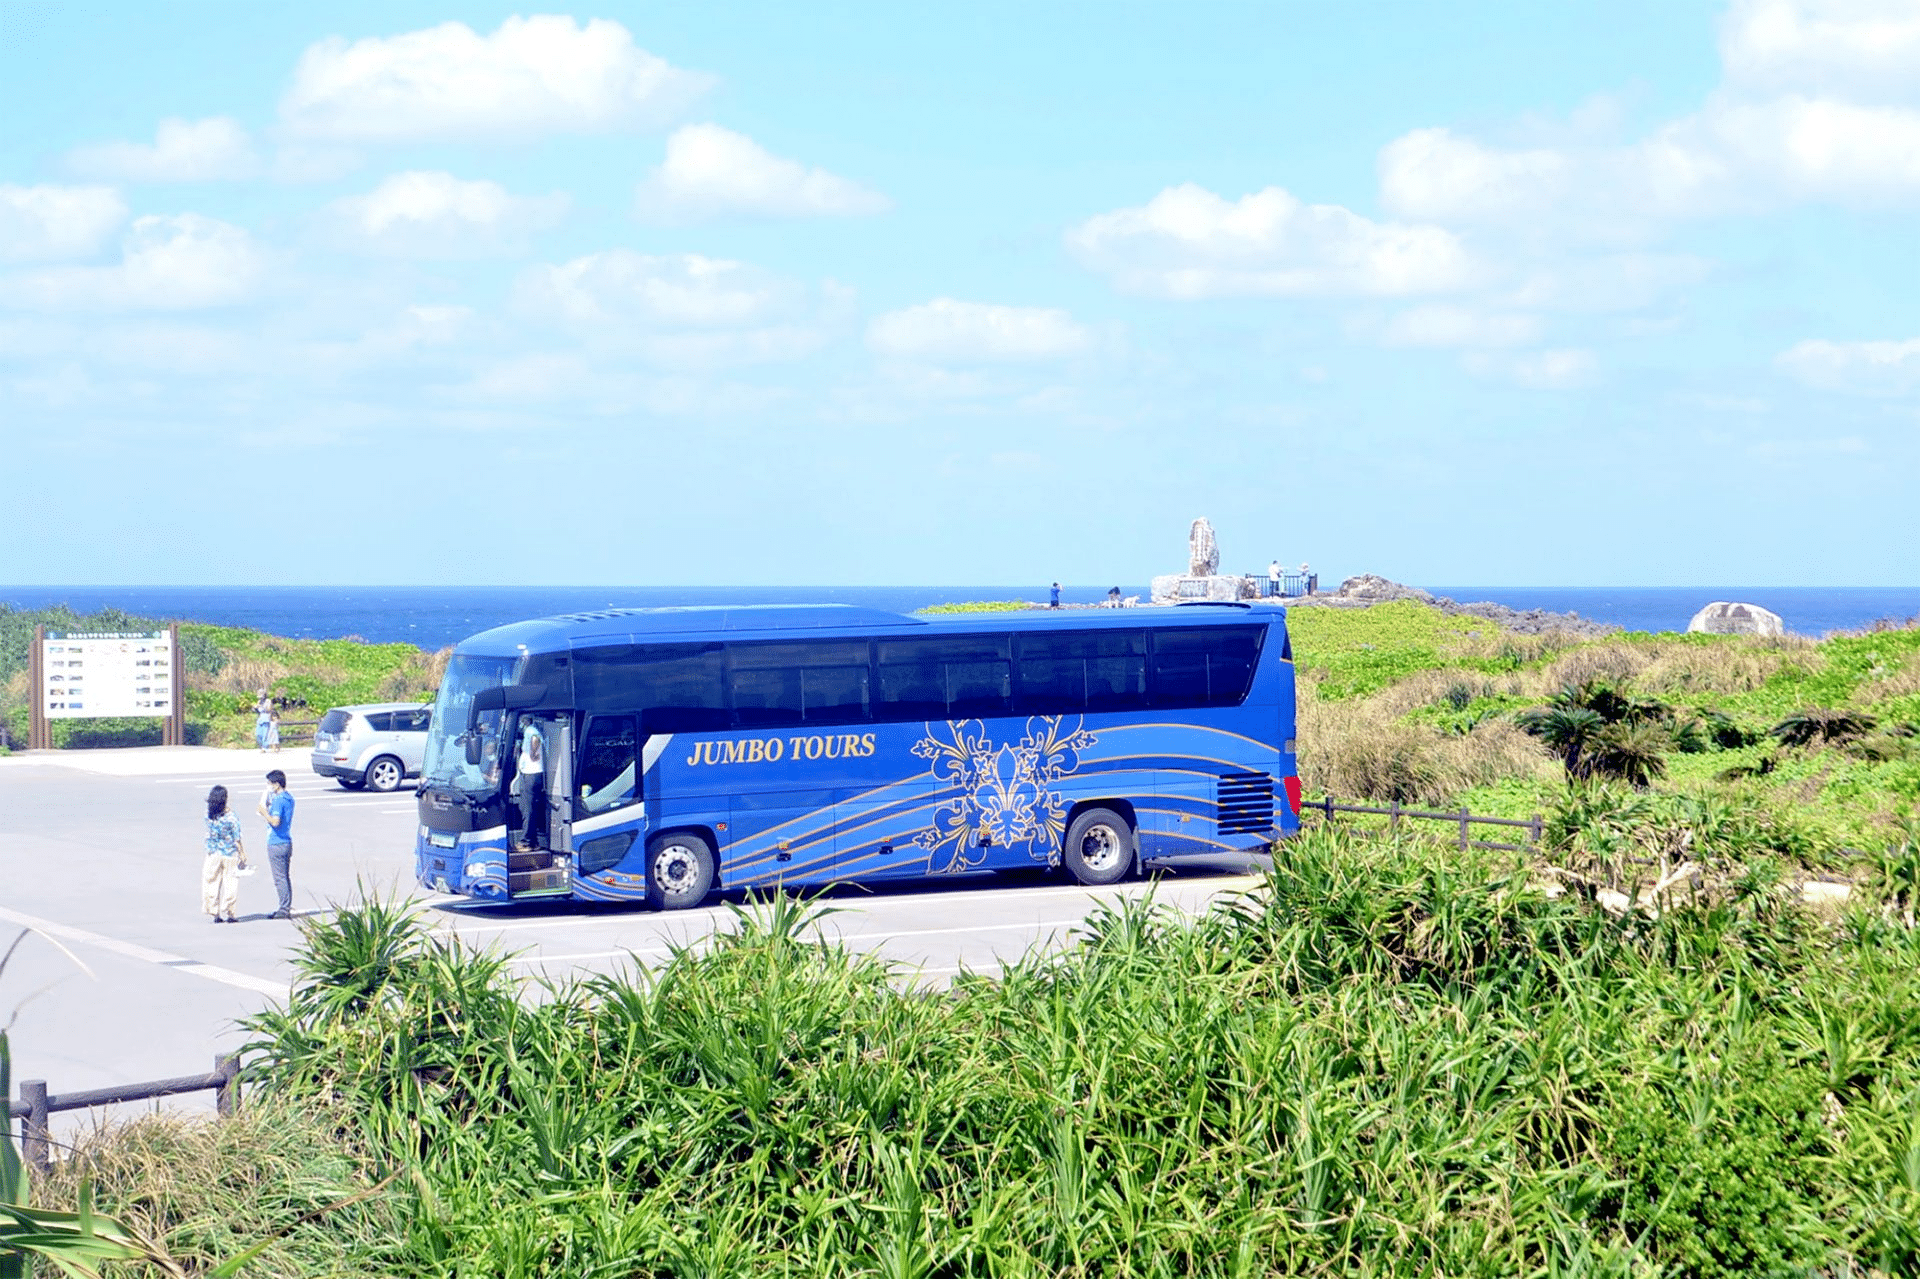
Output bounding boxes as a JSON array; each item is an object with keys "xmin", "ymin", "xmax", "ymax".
[
  {"xmin": 1063, "ymin": 808, "xmax": 1133, "ymax": 887},
  {"xmin": 647, "ymin": 831, "xmax": 716, "ymax": 910}
]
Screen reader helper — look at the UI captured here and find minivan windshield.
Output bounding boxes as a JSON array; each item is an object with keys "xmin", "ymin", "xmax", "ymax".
[{"xmin": 421, "ymin": 655, "xmax": 520, "ymax": 792}]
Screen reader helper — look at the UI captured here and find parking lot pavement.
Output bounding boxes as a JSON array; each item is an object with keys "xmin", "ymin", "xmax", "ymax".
[{"xmin": 1, "ymin": 745, "xmax": 1270, "ymax": 1114}]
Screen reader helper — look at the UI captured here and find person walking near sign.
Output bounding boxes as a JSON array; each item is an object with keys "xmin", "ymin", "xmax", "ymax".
[
  {"xmin": 202, "ymin": 784, "xmax": 244, "ymax": 924},
  {"xmin": 254, "ymin": 690, "xmax": 273, "ymax": 752},
  {"xmin": 258, "ymin": 769, "xmax": 295, "ymax": 919}
]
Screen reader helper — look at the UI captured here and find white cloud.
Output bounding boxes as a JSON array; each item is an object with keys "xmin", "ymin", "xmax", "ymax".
[
  {"xmin": 280, "ymin": 16, "xmax": 712, "ymax": 143},
  {"xmin": 1720, "ymin": 0, "xmax": 1920, "ymax": 99},
  {"xmin": 1503, "ymin": 252, "xmax": 1714, "ymax": 313},
  {"xmin": 0, "ymin": 214, "xmax": 263, "ymax": 311},
  {"xmin": 1068, "ymin": 183, "xmax": 1474, "ymax": 298},
  {"xmin": 638, "ymin": 123, "xmax": 890, "ymax": 220},
  {"xmin": 868, "ymin": 298, "xmax": 1092, "ymax": 362},
  {"xmin": 518, "ymin": 249, "xmax": 802, "ymax": 328},
  {"xmin": 1777, "ymin": 337, "xmax": 1920, "ymax": 394},
  {"xmin": 1378, "ymin": 129, "xmax": 1573, "ymax": 225},
  {"xmin": 324, "ymin": 171, "xmax": 568, "ymax": 256},
  {"xmin": 66, "ymin": 117, "xmax": 258, "ymax": 182},
  {"xmin": 516, "ymin": 250, "xmax": 842, "ymax": 368},
  {"xmin": 0, "ymin": 185, "xmax": 127, "ymax": 262},
  {"xmin": 1465, "ymin": 348, "xmax": 1597, "ymax": 389},
  {"xmin": 1380, "ymin": 7, "xmax": 1920, "ymax": 231},
  {"xmin": 1377, "ymin": 304, "xmax": 1541, "ymax": 348}
]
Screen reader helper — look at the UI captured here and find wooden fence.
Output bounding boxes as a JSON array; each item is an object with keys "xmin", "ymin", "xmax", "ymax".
[
  {"xmin": 7, "ymin": 1054, "xmax": 243, "ymax": 1175},
  {"xmin": 1300, "ymin": 794, "xmax": 1543, "ymax": 853}
]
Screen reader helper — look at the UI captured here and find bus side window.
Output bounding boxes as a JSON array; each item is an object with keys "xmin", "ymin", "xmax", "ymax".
[
  {"xmin": 578, "ymin": 715, "xmax": 638, "ymax": 814},
  {"xmin": 1149, "ymin": 627, "xmax": 1263, "ymax": 707}
]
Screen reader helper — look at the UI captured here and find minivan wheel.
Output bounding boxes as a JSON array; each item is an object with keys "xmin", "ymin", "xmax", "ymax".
[{"xmin": 365, "ymin": 756, "xmax": 404, "ymax": 793}]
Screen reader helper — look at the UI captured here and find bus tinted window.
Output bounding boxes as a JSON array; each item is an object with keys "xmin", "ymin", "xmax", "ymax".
[
  {"xmin": 1016, "ymin": 630, "xmax": 1147, "ymax": 714},
  {"xmin": 876, "ymin": 636, "xmax": 1011, "ymax": 721},
  {"xmin": 576, "ymin": 643, "xmax": 728, "ymax": 731},
  {"xmin": 729, "ymin": 641, "xmax": 871, "ymax": 727},
  {"xmin": 578, "ymin": 715, "xmax": 638, "ymax": 815},
  {"xmin": 1149, "ymin": 627, "xmax": 1263, "ymax": 706}
]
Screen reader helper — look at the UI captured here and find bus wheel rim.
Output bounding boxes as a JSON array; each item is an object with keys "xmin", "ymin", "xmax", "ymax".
[
  {"xmin": 1081, "ymin": 826, "xmax": 1120, "ymax": 871},
  {"xmin": 658, "ymin": 845, "xmax": 694, "ymax": 889}
]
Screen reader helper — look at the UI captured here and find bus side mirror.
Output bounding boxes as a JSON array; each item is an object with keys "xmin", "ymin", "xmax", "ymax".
[
  {"xmin": 467, "ymin": 683, "xmax": 544, "ymax": 731},
  {"xmin": 464, "ymin": 735, "xmax": 482, "ymax": 766}
]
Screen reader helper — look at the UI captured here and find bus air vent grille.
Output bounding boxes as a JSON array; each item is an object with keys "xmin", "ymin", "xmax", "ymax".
[{"xmin": 1216, "ymin": 772, "xmax": 1274, "ymax": 834}]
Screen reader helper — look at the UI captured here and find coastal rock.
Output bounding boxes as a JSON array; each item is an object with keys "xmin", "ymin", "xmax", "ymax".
[
  {"xmin": 1188, "ymin": 517, "xmax": 1220, "ymax": 578},
  {"xmin": 1334, "ymin": 574, "xmax": 1436, "ymax": 603},
  {"xmin": 1688, "ymin": 601, "xmax": 1785, "ymax": 637},
  {"xmin": 1295, "ymin": 575, "xmax": 1620, "ymax": 637}
]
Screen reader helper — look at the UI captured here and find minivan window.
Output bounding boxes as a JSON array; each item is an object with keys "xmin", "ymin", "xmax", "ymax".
[
  {"xmin": 363, "ymin": 712, "xmax": 394, "ymax": 732},
  {"xmin": 392, "ymin": 708, "xmax": 431, "ymax": 732},
  {"xmin": 319, "ymin": 709, "xmax": 351, "ymax": 734}
]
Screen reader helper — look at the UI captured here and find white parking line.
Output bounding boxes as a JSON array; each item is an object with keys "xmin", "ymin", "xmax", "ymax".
[{"xmin": 0, "ymin": 905, "xmax": 288, "ymax": 997}]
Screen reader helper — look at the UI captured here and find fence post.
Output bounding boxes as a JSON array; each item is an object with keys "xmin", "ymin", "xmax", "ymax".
[
  {"xmin": 1529, "ymin": 813, "xmax": 1542, "ymax": 847},
  {"xmin": 214, "ymin": 1053, "xmax": 240, "ymax": 1117},
  {"xmin": 1322, "ymin": 794, "xmax": 1333, "ymax": 821},
  {"xmin": 1390, "ymin": 799, "xmax": 1400, "ymax": 835},
  {"xmin": 20, "ymin": 1078, "xmax": 50, "ymax": 1174},
  {"xmin": 1459, "ymin": 807, "xmax": 1470, "ymax": 852}
]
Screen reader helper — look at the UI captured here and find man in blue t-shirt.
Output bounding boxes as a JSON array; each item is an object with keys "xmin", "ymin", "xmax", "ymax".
[{"xmin": 258, "ymin": 769, "xmax": 296, "ymax": 919}]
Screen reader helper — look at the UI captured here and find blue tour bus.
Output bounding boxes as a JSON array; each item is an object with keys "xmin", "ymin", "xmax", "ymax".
[{"xmin": 414, "ymin": 601, "xmax": 1299, "ymax": 909}]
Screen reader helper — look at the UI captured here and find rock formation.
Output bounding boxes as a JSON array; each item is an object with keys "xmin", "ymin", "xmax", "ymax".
[
  {"xmin": 1293, "ymin": 575, "xmax": 1619, "ymax": 636},
  {"xmin": 1188, "ymin": 517, "xmax": 1220, "ymax": 578},
  {"xmin": 1687, "ymin": 601, "xmax": 1785, "ymax": 637}
]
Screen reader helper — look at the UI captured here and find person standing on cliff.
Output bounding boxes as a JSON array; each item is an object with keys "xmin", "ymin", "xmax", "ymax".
[
  {"xmin": 1268, "ymin": 560, "xmax": 1282, "ymax": 598},
  {"xmin": 253, "ymin": 690, "xmax": 273, "ymax": 751},
  {"xmin": 1050, "ymin": 582, "xmax": 1061, "ymax": 609},
  {"xmin": 258, "ymin": 770, "xmax": 295, "ymax": 919}
]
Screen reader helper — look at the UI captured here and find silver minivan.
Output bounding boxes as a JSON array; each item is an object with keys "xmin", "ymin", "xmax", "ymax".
[{"xmin": 311, "ymin": 702, "xmax": 432, "ymax": 792}]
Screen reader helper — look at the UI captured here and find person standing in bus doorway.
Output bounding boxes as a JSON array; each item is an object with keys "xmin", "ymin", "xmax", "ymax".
[
  {"xmin": 1050, "ymin": 582, "xmax": 1061, "ymax": 609},
  {"xmin": 515, "ymin": 720, "xmax": 547, "ymax": 849},
  {"xmin": 254, "ymin": 689, "xmax": 273, "ymax": 751},
  {"xmin": 258, "ymin": 769, "xmax": 295, "ymax": 919}
]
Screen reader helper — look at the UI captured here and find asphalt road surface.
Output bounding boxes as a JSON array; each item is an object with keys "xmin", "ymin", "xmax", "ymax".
[{"xmin": 2, "ymin": 744, "xmax": 1270, "ymax": 1122}]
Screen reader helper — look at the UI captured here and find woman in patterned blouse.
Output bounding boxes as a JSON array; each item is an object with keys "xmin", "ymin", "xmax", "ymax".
[{"xmin": 202, "ymin": 784, "xmax": 245, "ymax": 923}]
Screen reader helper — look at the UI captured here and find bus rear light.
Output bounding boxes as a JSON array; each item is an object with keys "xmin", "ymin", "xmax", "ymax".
[{"xmin": 1282, "ymin": 775, "xmax": 1302, "ymax": 815}]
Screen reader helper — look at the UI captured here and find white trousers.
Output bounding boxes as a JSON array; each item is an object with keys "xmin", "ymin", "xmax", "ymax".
[{"xmin": 201, "ymin": 853, "xmax": 239, "ymax": 918}]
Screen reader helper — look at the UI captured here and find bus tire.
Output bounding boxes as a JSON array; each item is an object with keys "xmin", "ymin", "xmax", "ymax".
[
  {"xmin": 1063, "ymin": 808, "xmax": 1133, "ymax": 887},
  {"xmin": 647, "ymin": 831, "xmax": 716, "ymax": 910}
]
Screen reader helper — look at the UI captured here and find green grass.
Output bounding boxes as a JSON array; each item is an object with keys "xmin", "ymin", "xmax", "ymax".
[
  {"xmin": 916, "ymin": 600, "xmax": 1032, "ymax": 613},
  {"xmin": 45, "ymin": 835, "xmax": 1916, "ymax": 1278}
]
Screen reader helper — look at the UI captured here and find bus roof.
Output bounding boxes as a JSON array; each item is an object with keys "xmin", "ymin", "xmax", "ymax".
[{"xmin": 454, "ymin": 601, "xmax": 1284, "ymax": 657}]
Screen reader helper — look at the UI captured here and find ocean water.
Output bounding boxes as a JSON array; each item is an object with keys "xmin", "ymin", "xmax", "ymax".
[{"xmin": 3, "ymin": 584, "xmax": 1915, "ymax": 650}]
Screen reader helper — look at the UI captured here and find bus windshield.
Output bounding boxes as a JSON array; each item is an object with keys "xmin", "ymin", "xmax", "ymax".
[{"xmin": 422, "ymin": 654, "xmax": 519, "ymax": 792}]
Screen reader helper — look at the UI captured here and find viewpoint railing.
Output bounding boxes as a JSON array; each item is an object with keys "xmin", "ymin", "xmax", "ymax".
[
  {"xmin": 1301, "ymin": 794, "xmax": 1543, "ymax": 853},
  {"xmin": 7, "ymin": 1053, "xmax": 243, "ymax": 1175}
]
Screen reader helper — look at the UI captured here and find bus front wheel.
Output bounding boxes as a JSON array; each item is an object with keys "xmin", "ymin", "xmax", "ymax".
[
  {"xmin": 1063, "ymin": 808, "xmax": 1134, "ymax": 887},
  {"xmin": 647, "ymin": 831, "xmax": 716, "ymax": 910}
]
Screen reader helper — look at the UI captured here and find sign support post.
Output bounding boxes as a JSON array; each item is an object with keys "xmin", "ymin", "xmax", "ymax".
[{"xmin": 29, "ymin": 624, "xmax": 49, "ymax": 750}]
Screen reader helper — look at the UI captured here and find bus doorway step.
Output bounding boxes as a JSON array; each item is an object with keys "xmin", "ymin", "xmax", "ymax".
[{"xmin": 507, "ymin": 848, "xmax": 551, "ymax": 872}]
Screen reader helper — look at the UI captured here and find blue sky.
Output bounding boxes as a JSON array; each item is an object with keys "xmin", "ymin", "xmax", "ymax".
[{"xmin": 2, "ymin": 1, "xmax": 1915, "ymax": 588}]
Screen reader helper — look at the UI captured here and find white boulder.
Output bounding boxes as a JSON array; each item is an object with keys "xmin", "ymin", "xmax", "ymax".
[{"xmin": 1687, "ymin": 601, "xmax": 1786, "ymax": 637}]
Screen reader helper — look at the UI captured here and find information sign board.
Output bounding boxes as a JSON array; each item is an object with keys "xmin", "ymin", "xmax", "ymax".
[{"xmin": 41, "ymin": 631, "xmax": 175, "ymax": 720}]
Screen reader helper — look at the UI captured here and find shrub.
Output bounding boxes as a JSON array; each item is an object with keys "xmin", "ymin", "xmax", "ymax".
[{"xmin": 1772, "ymin": 706, "xmax": 1877, "ymax": 748}]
